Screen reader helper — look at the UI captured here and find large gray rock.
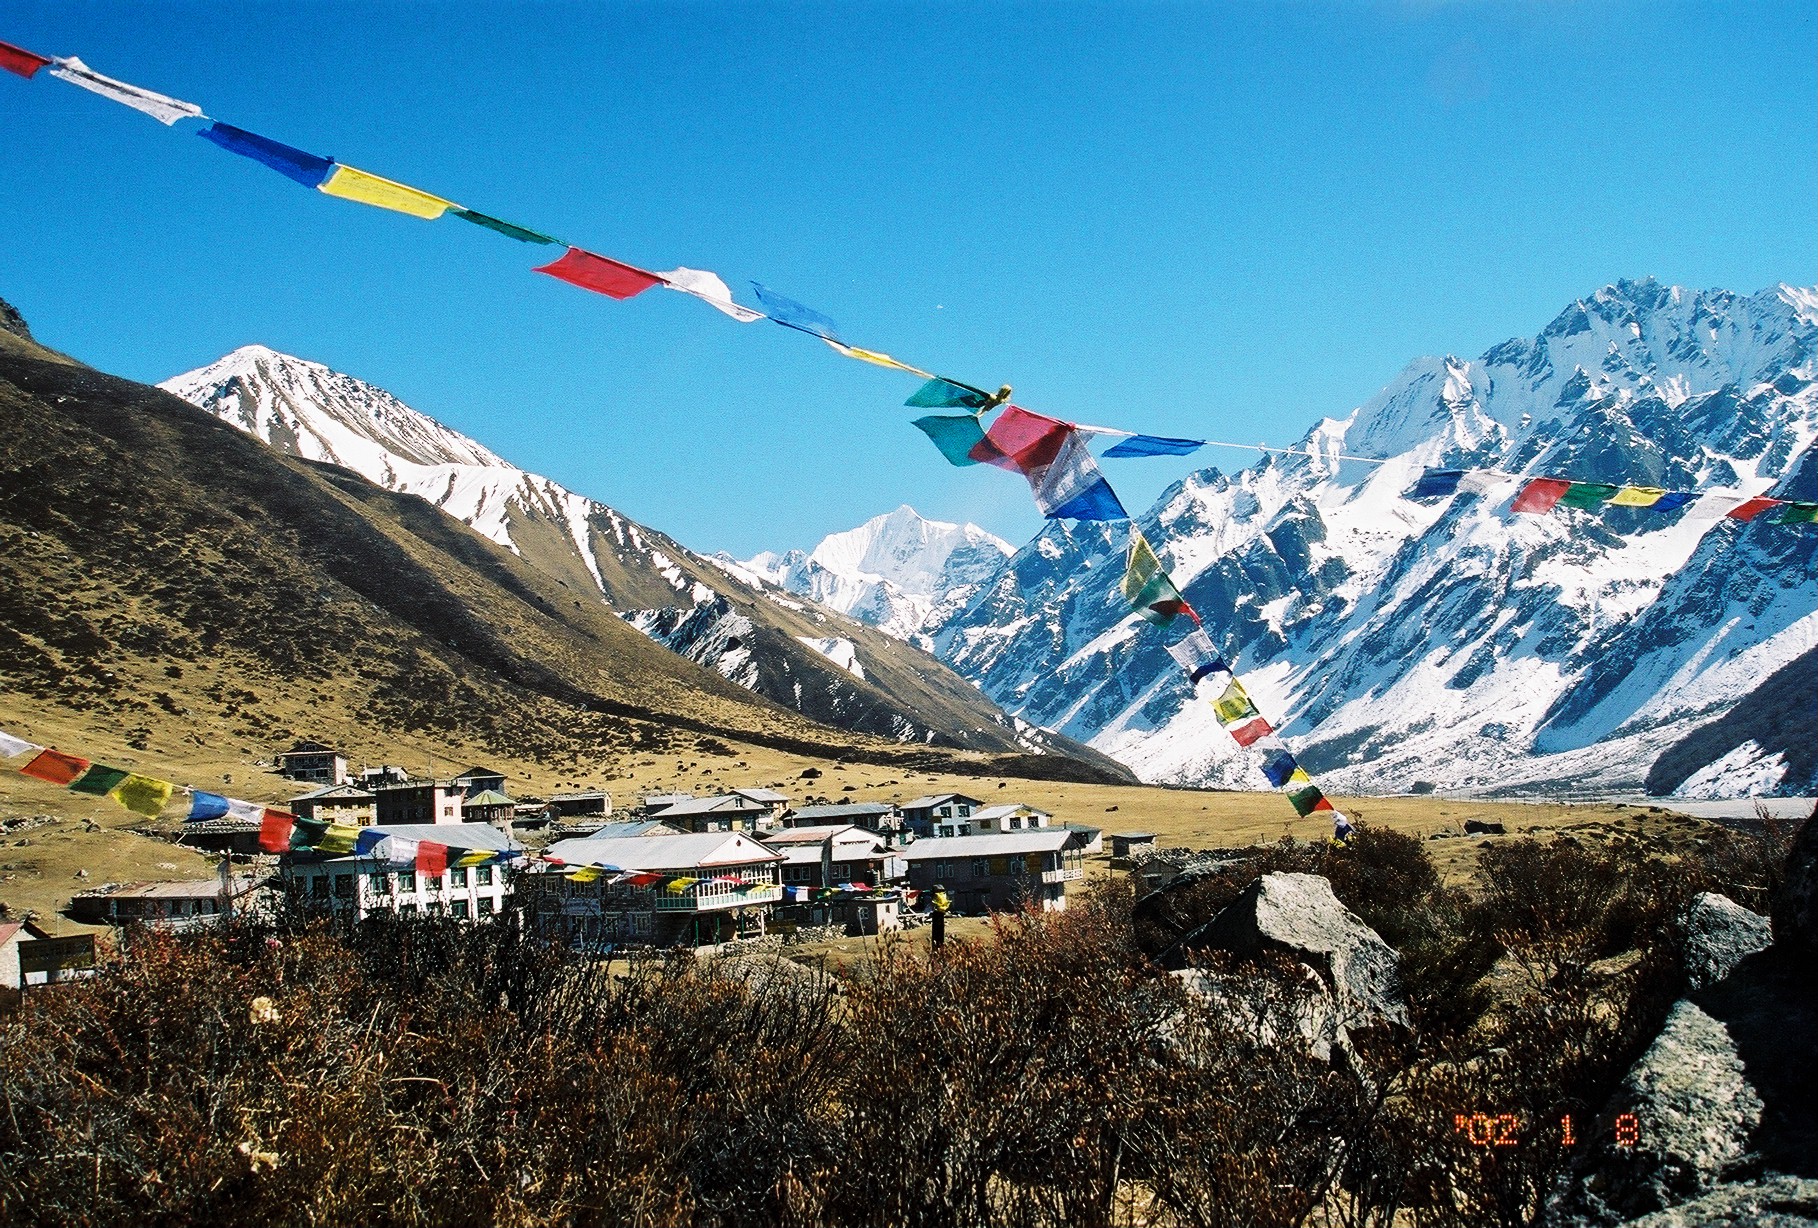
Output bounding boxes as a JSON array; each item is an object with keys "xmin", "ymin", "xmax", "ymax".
[
  {"xmin": 1168, "ymin": 963, "xmax": 1341, "ymax": 1061},
  {"xmin": 1174, "ymin": 872, "xmax": 1409, "ymax": 1037},
  {"xmin": 1562, "ymin": 1001, "xmax": 1764, "ymax": 1224},
  {"xmin": 1615, "ymin": 1175, "xmax": 1818, "ymax": 1227},
  {"xmin": 1773, "ymin": 810, "xmax": 1817, "ymax": 960},
  {"xmin": 1683, "ymin": 892, "xmax": 1773, "ymax": 990}
]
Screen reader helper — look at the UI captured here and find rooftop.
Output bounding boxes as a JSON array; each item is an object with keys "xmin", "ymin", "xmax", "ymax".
[
  {"xmin": 972, "ymin": 803, "xmax": 1051, "ymax": 823},
  {"xmin": 463, "ymin": 789, "xmax": 516, "ymax": 807},
  {"xmin": 652, "ymin": 793, "xmax": 772, "ymax": 817},
  {"xmin": 901, "ymin": 793, "xmax": 981, "ymax": 811},
  {"xmin": 552, "ymin": 820, "xmax": 678, "ymax": 840},
  {"xmin": 791, "ymin": 803, "xmax": 898, "ymax": 820},
  {"xmin": 900, "ymin": 830, "xmax": 1077, "ymax": 859},
  {"xmin": 289, "ymin": 784, "xmax": 376, "ymax": 802},
  {"xmin": 544, "ymin": 831, "xmax": 782, "ymax": 871},
  {"xmin": 759, "ymin": 824, "xmax": 882, "ymax": 846},
  {"xmin": 74, "ymin": 875, "xmax": 264, "ymax": 901}
]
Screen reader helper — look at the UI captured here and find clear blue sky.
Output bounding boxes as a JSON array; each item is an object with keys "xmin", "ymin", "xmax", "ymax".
[{"xmin": 1, "ymin": 2, "xmax": 1811, "ymax": 556}]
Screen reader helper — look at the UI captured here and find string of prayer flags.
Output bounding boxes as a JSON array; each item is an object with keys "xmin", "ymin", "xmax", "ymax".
[
  {"xmin": 20, "ymin": 749, "xmax": 89, "ymax": 786},
  {"xmin": 906, "ymin": 378, "xmax": 994, "ymax": 410},
  {"xmin": 452, "ymin": 207, "xmax": 559, "ymax": 246},
  {"xmin": 0, "ymin": 729, "xmax": 40, "ymax": 759},
  {"xmin": 1121, "ymin": 528, "xmax": 1189, "ymax": 627},
  {"xmin": 1100, "ymin": 434, "xmax": 1207, "ymax": 460},
  {"xmin": 750, "ymin": 283, "xmax": 840, "ymax": 342},
  {"xmin": 658, "ymin": 267, "xmax": 765, "ymax": 322},
  {"xmin": 1165, "ymin": 628, "xmax": 1226, "ymax": 685},
  {"xmin": 318, "ymin": 163, "xmax": 454, "ymax": 220},
  {"xmin": 49, "ymin": 56, "xmax": 204, "ymax": 125},
  {"xmin": 200, "ymin": 122, "xmax": 335, "ymax": 188},
  {"xmin": 1410, "ymin": 467, "xmax": 1812, "ymax": 530},
  {"xmin": 0, "ymin": 39, "xmax": 52, "ymax": 78},
  {"xmin": 535, "ymin": 246, "xmax": 663, "ymax": 300}
]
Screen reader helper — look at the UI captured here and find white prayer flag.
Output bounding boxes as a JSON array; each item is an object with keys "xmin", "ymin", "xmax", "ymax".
[
  {"xmin": 225, "ymin": 798, "xmax": 266, "ymax": 822},
  {"xmin": 1165, "ymin": 628, "xmax": 1225, "ymax": 685},
  {"xmin": 1682, "ymin": 492, "xmax": 1747, "ymax": 520},
  {"xmin": 0, "ymin": 729, "xmax": 40, "ymax": 760},
  {"xmin": 49, "ymin": 57, "xmax": 205, "ymax": 126},
  {"xmin": 658, "ymin": 267, "xmax": 765, "ymax": 323}
]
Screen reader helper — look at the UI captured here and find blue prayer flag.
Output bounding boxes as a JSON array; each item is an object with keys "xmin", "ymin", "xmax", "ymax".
[
  {"xmin": 1651, "ymin": 491, "xmax": 1696, "ymax": 513},
  {"xmin": 1047, "ymin": 478, "xmax": 1128, "ymax": 522},
  {"xmin": 355, "ymin": 829, "xmax": 389, "ymax": 857},
  {"xmin": 1102, "ymin": 435, "xmax": 1206, "ymax": 460},
  {"xmin": 199, "ymin": 122, "xmax": 335, "ymax": 188},
  {"xmin": 750, "ymin": 283, "xmax": 841, "ymax": 342},
  {"xmin": 1408, "ymin": 469, "xmax": 1466, "ymax": 500},
  {"xmin": 186, "ymin": 790, "xmax": 230, "ymax": 822},
  {"xmin": 1259, "ymin": 749, "xmax": 1299, "ymax": 789}
]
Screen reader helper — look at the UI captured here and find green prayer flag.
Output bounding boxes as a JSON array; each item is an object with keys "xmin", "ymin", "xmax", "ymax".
[
  {"xmin": 912, "ymin": 414, "xmax": 988, "ymax": 467},
  {"xmin": 1286, "ymin": 784, "xmax": 1326, "ymax": 818},
  {"xmin": 69, "ymin": 764, "xmax": 131, "ymax": 796},
  {"xmin": 1558, "ymin": 482, "xmax": 1620, "ymax": 510},
  {"xmin": 1121, "ymin": 529, "xmax": 1186, "ymax": 626},
  {"xmin": 291, "ymin": 815, "xmax": 329, "ymax": 849},
  {"xmin": 906, "ymin": 377, "xmax": 990, "ymax": 410},
  {"xmin": 452, "ymin": 208, "xmax": 558, "ymax": 245},
  {"xmin": 1774, "ymin": 501, "xmax": 1818, "ymax": 524}
]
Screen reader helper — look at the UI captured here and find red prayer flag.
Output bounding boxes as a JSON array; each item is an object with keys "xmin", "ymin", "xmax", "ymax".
[
  {"xmin": 19, "ymin": 748, "xmax": 90, "ymax": 786},
  {"xmin": 1511, "ymin": 478, "xmax": 1572, "ymax": 514},
  {"xmin": 533, "ymin": 247, "xmax": 662, "ymax": 300},
  {"xmin": 259, "ymin": 809, "xmax": 295, "ymax": 853},
  {"xmin": 0, "ymin": 39, "xmax": 53, "ymax": 79},
  {"xmin": 1227, "ymin": 717, "xmax": 1273, "ymax": 747},
  {"xmin": 1727, "ymin": 497, "xmax": 1780, "ymax": 522},
  {"xmin": 1311, "ymin": 796, "xmax": 1335, "ymax": 813},
  {"xmin": 416, "ymin": 841, "xmax": 448, "ymax": 875},
  {"xmin": 969, "ymin": 405, "xmax": 1070, "ymax": 473}
]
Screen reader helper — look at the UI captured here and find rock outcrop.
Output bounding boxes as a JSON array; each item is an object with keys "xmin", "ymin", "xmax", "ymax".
[
  {"xmin": 1772, "ymin": 808, "xmax": 1817, "ymax": 961},
  {"xmin": 1682, "ymin": 893, "xmax": 1773, "ymax": 991},
  {"xmin": 1613, "ymin": 1175, "xmax": 1818, "ymax": 1227}
]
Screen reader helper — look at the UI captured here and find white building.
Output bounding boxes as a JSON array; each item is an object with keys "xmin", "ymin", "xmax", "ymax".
[
  {"xmin": 280, "ymin": 823, "xmax": 519, "ymax": 922},
  {"xmin": 525, "ymin": 831, "xmax": 783, "ymax": 947}
]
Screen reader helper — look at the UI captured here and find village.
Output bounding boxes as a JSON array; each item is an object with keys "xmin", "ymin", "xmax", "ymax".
[{"xmin": 2, "ymin": 739, "xmax": 1143, "ymax": 981}]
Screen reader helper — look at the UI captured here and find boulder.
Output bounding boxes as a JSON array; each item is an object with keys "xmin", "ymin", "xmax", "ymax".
[
  {"xmin": 1464, "ymin": 819, "xmax": 1507, "ymax": 835},
  {"xmin": 1682, "ymin": 893, "xmax": 1773, "ymax": 991},
  {"xmin": 1613, "ymin": 1175, "xmax": 1818, "ymax": 1227},
  {"xmin": 1772, "ymin": 808, "xmax": 1817, "ymax": 961},
  {"xmin": 1170, "ymin": 872, "xmax": 1408, "ymax": 1036},
  {"xmin": 1168, "ymin": 963, "xmax": 1340, "ymax": 1061},
  {"xmin": 1558, "ymin": 1001, "xmax": 1763, "ymax": 1224}
]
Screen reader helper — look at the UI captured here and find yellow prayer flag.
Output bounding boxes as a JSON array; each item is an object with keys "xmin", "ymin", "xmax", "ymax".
[
  {"xmin": 318, "ymin": 164, "xmax": 454, "ymax": 220},
  {"xmin": 108, "ymin": 773, "xmax": 174, "ymax": 818},
  {"xmin": 1285, "ymin": 768, "xmax": 1312, "ymax": 788},
  {"xmin": 567, "ymin": 866, "xmax": 602, "ymax": 883},
  {"xmin": 1609, "ymin": 486, "xmax": 1667, "ymax": 507},
  {"xmin": 823, "ymin": 339, "xmax": 933, "ymax": 377}
]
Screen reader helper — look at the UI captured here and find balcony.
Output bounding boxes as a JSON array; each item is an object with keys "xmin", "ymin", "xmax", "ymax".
[
  {"xmin": 1041, "ymin": 867, "xmax": 1084, "ymax": 885},
  {"xmin": 652, "ymin": 882, "xmax": 782, "ymax": 912}
]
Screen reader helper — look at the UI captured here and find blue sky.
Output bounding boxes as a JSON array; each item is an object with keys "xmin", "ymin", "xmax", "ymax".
[{"xmin": 1, "ymin": 2, "xmax": 1811, "ymax": 556}]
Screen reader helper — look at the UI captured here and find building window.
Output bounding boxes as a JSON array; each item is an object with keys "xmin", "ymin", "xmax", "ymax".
[
  {"xmin": 957, "ymin": 804, "xmax": 972, "ymax": 817},
  {"xmin": 450, "ymin": 867, "xmax": 468, "ymax": 887},
  {"xmin": 370, "ymin": 871, "xmax": 391, "ymax": 892},
  {"xmin": 310, "ymin": 875, "xmax": 329, "ymax": 899},
  {"xmin": 452, "ymin": 900, "xmax": 469, "ymax": 920},
  {"xmin": 443, "ymin": 805, "xmax": 454, "ymax": 817},
  {"xmin": 936, "ymin": 806, "xmax": 951, "ymax": 818},
  {"xmin": 334, "ymin": 873, "xmax": 355, "ymax": 899},
  {"xmin": 477, "ymin": 866, "xmax": 493, "ymax": 886},
  {"xmin": 972, "ymin": 860, "xmax": 989, "ymax": 879},
  {"xmin": 478, "ymin": 897, "xmax": 495, "ymax": 916},
  {"xmin": 399, "ymin": 871, "xmax": 417, "ymax": 892},
  {"xmin": 1009, "ymin": 816, "xmax": 1022, "ymax": 830},
  {"xmin": 400, "ymin": 903, "xmax": 417, "ymax": 916},
  {"xmin": 424, "ymin": 874, "xmax": 443, "ymax": 892}
]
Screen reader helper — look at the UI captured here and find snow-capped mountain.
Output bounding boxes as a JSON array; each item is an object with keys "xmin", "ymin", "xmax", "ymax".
[
  {"xmin": 159, "ymin": 346, "xmax": 1132, "ymax": 772},
  {"xmin": 918, "ymin": 280, "xmax": 1818, "ymax": 799},
  {"xmin": 731, "ymin": 505, "xmax": 1013, "ymax": 642}
]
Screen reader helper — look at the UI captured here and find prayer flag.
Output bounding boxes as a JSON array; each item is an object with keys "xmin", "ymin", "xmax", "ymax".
[
  {"xmin": 0, "ymin": 39, "xmax": 52, "ymax": 78},
  {"xmin": 1030, "ymin": 430, "xmax": 1127, "ymax": 521},
  {"xmin": 1101, "ymin": 435, "xmax": 1206, "ymax": 460},
  {"xmin": 912, "ymin": 414, "xmax": 989, "ymax": 467},
  {"xmin": 1557, "ymin": 482, "xmax": 1620, "ymax": 510},
  {"xmin": 1211, "ymin": 679, "xmax": 1259, "ymax": 726},
  {"xmin": 199, "ymin": 122, "xmax": 335, "ymax": 188},
  {"xmin": 624, "ymin": 872, "xmax": 662, "ymax": 887},
  {"xmin": 109, "ymin": 775, "xmax": 174, "ymax": 818},
  {"xmin": 1609, "ymin": 485, "xmax": 1668, "ymax": 507},
  {"xmin": 0, "ymin": 730, "xmax": 39, "ymax": 760},
  {"xmin": 1258, "ymin": 749, "xmax": 1299, "ymax": 789},
  {"xmin": 1774, "ymin": 501, "xmax": 1818, "ymax": 525},
  {"xmin": 1226, "ymin": 717, "xmax": 1273, "ymax": 747},
  {"xmin": 824, "ymin": 339, "xmax": 931, "ymax": 376},
  {"xmin": 535, "ymin": 246, "xmax": 662, "ymax": 300},
  {"xmin": 49, "ymin": 56, "xmax": 204, "ymax": 125},
  {"xmin": 355, "ymin": 829, "xmax": 389, "ymax": 857},
  {"xmin": 1651, "ymin": 492, "xmax": 1696, "ymax": 513},
  {"xmin": 20, "ymin": 749, "xmax": 89, "ymax": 786},
  {"xmin": 1121, "ymin": 528, "xmax": 1188, "ymax": 626},
  {"xmin": 1682, "ymin": 492, "xmax": 1747, "ymax": 519},
  {"xmin": 226, "ymin": 798, "xmax": 266, "ymax": 822},
  {"xmin": 1456, "ymin": 471, "xmax": 1509, "ymax": 495},
  {"xmin": 1287, "ymin": 784, "xmax": 1328, "ymax": 818},
  {"xmin": 259, "ymin": 810, "xmax": 295, "ymax": 853},
  {"xmin": 1511, "ymin": 478, "xmax": 1572, "ymax": 514},
  {"xmin": 658, "ymin": 267, "xmax": 764, "ymax": 322},
  {"xmin": 568, "ymin": 866, "xmax": 603, "ymax": 883},
  {"xmin": 186, "ymin": 791, "xmax": 230, "ymax": 822},
  {"xmin": 379, "ymin": 836, "xmax": 420, "ymax": 869},
  {"xmin": 970, "ymin": 405, "xmax": 1069, "ymax": 472},
  {"xmin": 750, "ymin": 284, "xmax": 840, "ymax": 341},
  {"xmin": 1407, "ymin": 469, "xmax": 1466, "ymax": 499},
  {"xmin": 1727, "ymin": 497, "xmax": 1781, "ymax": 522},
  {"xmin": 665, "ymin": 876, "xmax": 696, "ymax": 894},
  {"xmin": 318, "ymin": 164, "xmax": 453, "ymax": 219},
  {"xmin": 69, "ymin": 764, "xmax": 131, "ymax": 796},
  {"xmin": 452, "ymin": 207, "xmax": 558, "ymax": 245},
  {"xmin": 1332, "ymin": 812, "xmax": 1355, "ymax": 843},
  {"xmin": 906, "ymin": 378, "xmax": 992, "ymax": 410},
  {"xmin": 416, "ymin": 841, "xmax": 448, "ymax": 875},
  {"xmin": 1165, "ymin": 628, "xmax": 1226, "ymax": 684},
  {"xmin": 453, "ymin": 848, "xmax": 493, "ymax": 868},
  {"xmin": 290, "ymin": 816, "xmax": 328, "ymax": 849},
  {"xmin": 315, "ymin": 823, "xmax": 361, "ymax": 854}
]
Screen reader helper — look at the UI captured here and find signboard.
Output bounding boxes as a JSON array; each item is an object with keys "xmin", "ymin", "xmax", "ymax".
[{"xmin": 19, "ymin": 934, "xmax": 96, "ymax": 976}]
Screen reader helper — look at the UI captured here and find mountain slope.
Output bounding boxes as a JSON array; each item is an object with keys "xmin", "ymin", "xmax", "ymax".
[
  {"xmin": 919, "ymin": 280, "xmax": 1818, "ymax": 798},
  {"xmin": 160, "ymin": 347, "xmax": 1125, "ymax": 772},
  {"xmin": 0, "ymin": 311, "xmax": 1129, "ymax": 788}
]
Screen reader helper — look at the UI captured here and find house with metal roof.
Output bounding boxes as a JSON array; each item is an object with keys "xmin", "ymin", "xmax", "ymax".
[
  {"xmin": 69, "ymin": 873, "xmax": 266, "ymax": 927},
  {"xmin": 289, "ymin": 783, "xmax": 377, "ymax": 826},
  {"xmin": 758, "ymin": 824, "xmax": 893, "ymax": 889},
  {"xmin": 642, "ymin": 791, "xmax": 786, "ymax": 834},
  {"xmin": 526, "ymin": 831, "xmax": 783, "ymax": 947},
  {"xmin": 900, "ymin": 793, "xmax": 985, "ymax": 837},
  {"xmin": 899, "ymin": 829, "xmax": 1085, "ymax": 914},
  {"xmin": 786, "ymin": 802, "xmax": 900, "ymax": 832},
  {"xmin": 280, "ymin": 823, "xmax": 519, "ymax": 924},
  {"xmin": 277, "ymin": 740, "xmax": 348, "ymax": 786},
  {"xmin": 966, "ymin": 803, "xmax": 1054, "ymax": 835}
]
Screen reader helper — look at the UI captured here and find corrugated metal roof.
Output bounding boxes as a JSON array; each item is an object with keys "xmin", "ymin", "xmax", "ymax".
[
  {"xmin": 555, "ymin": 820, "xmax": 676, "ymax": 840},
  {"xmin": 733, "ymin": 788, "xmax": 791, "ymax": 803},
  {"xmin": 900, "ymin": 830, "xmax": 1075, "ymax": 859},
  {"xmin": 971, "ymin": 803, "xmax": 1051, "ymax": 823},
  {"xmin": 791, "ymin": 803, "xmax": 897, "ymax": 820},
  {"xmin": 759, "ymin": 824, "xmax": 878, "ymax": 846},
  {"xmin": 778, "ymin": 845, "xmax": 888, "ymax": 866},
  {"xmin": 653, "ymin": 793, "xmax": 773, "ymax": 817},
  {"xmin": 544, "ymin": 831, "xmax": 782, "ymax": 870},
  {"xmin": 463, "ymin": 789, "xmax": 516, "ymax": 806},
  {"xmin": 355, "ymin": 823, "xmax": 517, "ymax": 851},
  {"xmin": 901, "ymin": 793, "xmax": 981, "ymax": 811}
]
